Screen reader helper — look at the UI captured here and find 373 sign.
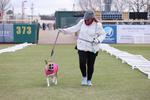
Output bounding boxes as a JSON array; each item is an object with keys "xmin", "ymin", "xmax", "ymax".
[
  {"xmin": 14, "ymin": 24, "xmax": 37, "ymax": 43},
  {"xmin": 16, "ymin": 25, "xmax": 32, "ymax": 35}
]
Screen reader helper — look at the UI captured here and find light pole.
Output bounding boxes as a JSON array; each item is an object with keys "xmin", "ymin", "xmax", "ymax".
[
  {"xmin": 22, "ymin": 0, "xmax": 27, "ymax": 20},
  {"xmin": 73, "ymin": 0, "xmax": 75, "ymax": 11},
  {"xmin": 31, "ymin": 3, "xmax": 34, "ymax": 21},
  {"xmin": 11, "ymin": 5, "xmax": 15, "ymax": 19}
]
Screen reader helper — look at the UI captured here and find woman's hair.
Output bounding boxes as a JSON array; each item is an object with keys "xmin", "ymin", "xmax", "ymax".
[{"xmin": 93, "ymin": 17, "xmax": 98, "ymax": 23}]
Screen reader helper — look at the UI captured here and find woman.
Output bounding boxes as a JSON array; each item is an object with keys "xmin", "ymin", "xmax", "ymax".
[{"xmin": 59, "ymin": 10, "xmax": 106, "ymax": 86}]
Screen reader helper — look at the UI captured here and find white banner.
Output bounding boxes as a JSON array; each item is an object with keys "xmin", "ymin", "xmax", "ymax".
[{"xmin": 117, "ymin": 25, "xmax": 150, "ymax": 43}]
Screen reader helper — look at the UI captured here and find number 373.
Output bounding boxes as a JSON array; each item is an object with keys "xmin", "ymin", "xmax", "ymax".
[{"xmin": 16, "ymin": 26, "xmax": 32, "ymax": 35}]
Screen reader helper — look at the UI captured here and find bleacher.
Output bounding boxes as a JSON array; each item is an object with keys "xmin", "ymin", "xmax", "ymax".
[{"xmin": 102, "ymin": 11, "xmax": 122, "ymax": 20}]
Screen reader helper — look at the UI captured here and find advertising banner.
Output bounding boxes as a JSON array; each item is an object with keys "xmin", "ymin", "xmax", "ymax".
[
  {"xmin": 102, "ymin": 25, "xmax": 117, "ymax": 44},
  {"xmin": 0, "ymin": 24, "xmax": 14, "ymax": 42},
  {"xmin": 117, "ymin": 25, "xmax": 150, "ymax": 43}
]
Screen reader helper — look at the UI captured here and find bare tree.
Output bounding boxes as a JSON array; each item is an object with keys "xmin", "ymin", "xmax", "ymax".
[
  {"xmin": 77, "ymin": 0, "xmax": 128, "ymax": 12},
  {"xmin": 77, "ymin": 0, "xmax": 88, "ymax": 10},
  {"xmin": 0, "ymin": 0, "xmax": 11, "ymax": 19},
  {"xmin": 127, "ymin": 0, "xmax": 147, "ymax": 12},
  {"xmin": 111, "ymin": 0, "xmax": 128, "ymax": 12},
  {"xmin": 77, "ymin": 0, "xmax": 149, "ymax": 12},
  {"xmin": 146, "ymin": 0, "xmax": 150, "ymax": 12},
  {"xmin": 77, "ymin": 0, "xmax": 102, "ymax": 11}
]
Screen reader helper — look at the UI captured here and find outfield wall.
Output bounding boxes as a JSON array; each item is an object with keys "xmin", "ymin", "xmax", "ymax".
[
  {"xmin": 0, "ymin": 23, "xmax": 150, "ymax": 44},
  {"xmin": 0, "ymin": 23, "xmax": 39, "ymax": 43}
]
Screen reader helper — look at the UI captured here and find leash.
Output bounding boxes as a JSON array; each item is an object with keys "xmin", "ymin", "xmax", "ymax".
[
  {"xmin": 78, "ymin": 38, "xmax": 97, "ymax": 53},
  {"xmin": 78, "ymin": 38, "xmax": 94, "ymax": 43},
  {"xmin": 50, "ymin": 31, "xmax": 60, "ymax": 59}
]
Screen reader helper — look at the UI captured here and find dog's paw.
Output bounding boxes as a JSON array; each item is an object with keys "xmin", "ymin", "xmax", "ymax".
[{"xmin": 54, "ymin": 80, "xmax": 57, "ymax": 85}]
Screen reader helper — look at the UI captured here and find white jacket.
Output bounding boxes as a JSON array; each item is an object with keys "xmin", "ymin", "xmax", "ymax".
[{"xmin": 63, "ymin": 19, "xmax": 106, "ymax": 53}]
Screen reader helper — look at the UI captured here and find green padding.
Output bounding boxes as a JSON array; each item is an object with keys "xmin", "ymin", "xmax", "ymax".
[{"xmin": 14, "ymin": 23, "xmax": 39, "ymax": 43}]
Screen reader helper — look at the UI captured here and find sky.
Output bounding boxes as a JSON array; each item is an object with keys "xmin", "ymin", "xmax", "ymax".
[{"xmin": 11, "ymin": 0, "xmax": 75, "ymax": 15}]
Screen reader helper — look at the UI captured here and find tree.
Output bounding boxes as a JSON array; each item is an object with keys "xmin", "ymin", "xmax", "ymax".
[
  {"xmin": 77, "ymin": 0, "xmax": 102, "ymax": 11},
  {"xmin": 127, "ymin": 0, "xmax": 147, "ymax": 12},
  {"xmin": 146, "ymin": 0, "xmax": 150, "ymax": 12},
  {"xmin": 76, "ymin": 0, "xmax": 127, "ymax": 12},
  {"xmin": 0, "ymin": 0, "xmax": 11, "ymax": 19},
  {"xmin": 111, "ymin": 0, "xmax": 129, "ymax": 12},
  {"xmin": 76, "ymin": 0, "xmax": 149, "ymax": 12}
]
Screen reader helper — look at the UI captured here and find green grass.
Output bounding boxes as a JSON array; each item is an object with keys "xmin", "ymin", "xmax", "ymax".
[
  {"xmin": 0, "ymin": 44, "xmax": 14, "ymax": 49},
  {"xmin": 0, "ymin": 44, "xmax": 150, "ymax": 100}
]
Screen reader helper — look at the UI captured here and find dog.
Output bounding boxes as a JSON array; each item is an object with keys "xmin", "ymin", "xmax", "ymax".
[{"xmin": 44, "ymin": 60, "xmax": 58, "ymax": 86}]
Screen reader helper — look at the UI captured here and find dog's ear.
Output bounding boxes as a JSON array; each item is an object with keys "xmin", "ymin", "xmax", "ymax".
[{"xmin": 45, "ymin": 60, "xmax": 48, "ymax": 64}]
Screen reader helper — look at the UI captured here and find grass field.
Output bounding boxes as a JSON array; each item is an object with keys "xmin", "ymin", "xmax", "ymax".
[
  {"xmin": 0, "ymin": 44, "xmax": 150, "ymax": 100},
  {"xmin": 0, "ymin": 44, "xmax": 14, "ymax": 49}
]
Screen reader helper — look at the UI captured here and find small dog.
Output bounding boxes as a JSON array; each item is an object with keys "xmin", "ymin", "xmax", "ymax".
[{"xmin": 44, "ymin": 60, "xmax": 58, "ymax": 86}]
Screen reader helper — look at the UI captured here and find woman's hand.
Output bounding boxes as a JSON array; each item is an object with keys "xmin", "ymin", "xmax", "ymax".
[
  {"xmin": 93, "ymin": 38, "xmax": 100, "ymax": 44},
  {"xmin": 58, "ymin": 29, "xmax": 65, "ymax": 33}
]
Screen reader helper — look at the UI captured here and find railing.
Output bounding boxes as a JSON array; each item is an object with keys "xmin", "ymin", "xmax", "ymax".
[
  {"xmin": 100, "ymin": 19, "xmax": 150, "ymax": 25},
  {"xmin": 0, "ymin": 19, "xmax": 35, "ymax": 24}
]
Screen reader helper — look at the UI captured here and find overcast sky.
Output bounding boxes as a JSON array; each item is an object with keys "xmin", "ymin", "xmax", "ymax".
[{"xmin": 11, "ymin": 0, "xmax": 74, "ymax": 15}]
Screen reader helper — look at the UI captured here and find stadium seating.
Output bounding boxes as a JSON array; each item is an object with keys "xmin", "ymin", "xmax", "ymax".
[{"xmin": 102, "ymin": 11, "xmax": 122, "ymax": 20}]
